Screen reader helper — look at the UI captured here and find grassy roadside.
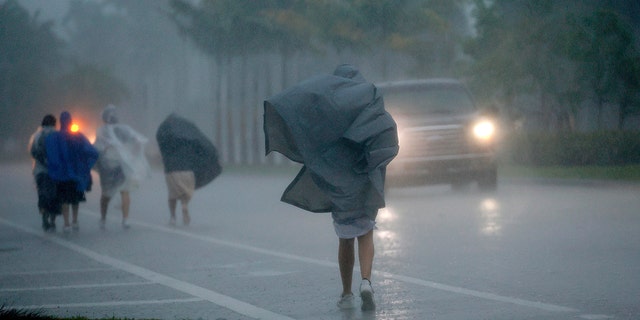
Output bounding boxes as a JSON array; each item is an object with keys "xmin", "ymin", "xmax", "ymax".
[{"xmin": 500, "ymin": 164, "xmax": 640, "ymax": 182}]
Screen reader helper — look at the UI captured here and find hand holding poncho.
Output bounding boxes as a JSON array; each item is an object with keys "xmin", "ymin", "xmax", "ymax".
[{"xmin": 264, "ymin": 65, "xmax": 399, "ymax": 213}]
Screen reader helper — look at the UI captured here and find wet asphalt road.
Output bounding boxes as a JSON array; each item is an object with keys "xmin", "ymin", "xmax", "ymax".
[{"xmin": 1, "ymin": 163, "xmax": 639, "ymax": 320}]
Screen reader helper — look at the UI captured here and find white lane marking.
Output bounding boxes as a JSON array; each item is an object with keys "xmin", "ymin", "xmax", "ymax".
[
  {"xmin": 579, "ymin": 315, "xmax": 615, "ymax": 319},
  {"xmin": 0, "ymin": 218, "xmax": 295, "ymax": 320},
  {"xmin": 378, "ymin": 272, "xmax": 577, "ymax": 313},
  {"xmin": 0, "ymin": 268, "xmax": 114, "ymax": 276},
  {"xmin": 11, "ymin": 298, "xmax": 204, "ymax": 309},
  {"xmin": 119, "ymin": 214, "xmax": 582, "ymax": 314},
  {"xmin": 1, "ymin": 281, "xmax": 153, "ymax": 292}
]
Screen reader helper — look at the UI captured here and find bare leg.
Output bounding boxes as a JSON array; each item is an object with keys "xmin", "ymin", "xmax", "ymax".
[
  {"xmin": 357, "ymin": 230, "xmax": 375, "ymax": 281},
  {"xmin": 181, "ymin": 198, "xmax": 190, "ymax": 226},
  {"xmin": 100, "ymin": 196, "xmax": 110, "ymax": 221},
  {"xmin": 62, "ymin": 203, "xmax": 70, "ymax": 227},
  {"xmin": 121, "ymin": 191, "xmax": 130, "ymax": 222},
  {"xmin": 71, "ymin": 203, "xmax": 79, "ymax": 226},
  {"xmin": 338, "ymin": 237, "xmax": 355, "ymax": 296},
  {"xmin": 168, "ymin": 199, "xmax": 177, "ymax": 225}
]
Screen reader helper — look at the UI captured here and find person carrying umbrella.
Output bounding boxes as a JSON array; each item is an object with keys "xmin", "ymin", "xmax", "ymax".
[
  {"xmin": 156, "ymin": 113, "xmax": 221, "ymax": 226},
  {"xmin": 264, "ymin": 64, "xmax": 399, "ymax": 311}
]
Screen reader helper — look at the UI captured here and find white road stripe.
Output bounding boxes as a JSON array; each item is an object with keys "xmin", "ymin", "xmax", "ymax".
[
  {"xmin": 123, "ymin": 214, "xmax": 581, "ymax": 314},
  {"xmin": 379, "ymin": 272, "xmax": 577, "ymax": 313},
  {"xmin": 0, "ymin": 267, "xmax": 114, "ymax": 276},
  {"xmin": 1, "ymin": 281, "xmax": 153, "ymax": 292},
  {"xmin": 0, "ymin": 218, "xmax": 295, "ymax": 320},
  {"xmin": 11, "ymin": 298, "xmax": 204, "ymax": 309}
]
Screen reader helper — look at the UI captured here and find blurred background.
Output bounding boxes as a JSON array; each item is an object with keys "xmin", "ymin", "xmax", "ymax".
[{"xmin": 2, "ymin": 0, "xmax": 640, "ymax": 168}]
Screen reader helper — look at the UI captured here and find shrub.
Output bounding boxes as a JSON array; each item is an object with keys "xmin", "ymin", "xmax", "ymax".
[{"xmin": 502, "ymin": 131, "xmax": 640, "ymax": 166}]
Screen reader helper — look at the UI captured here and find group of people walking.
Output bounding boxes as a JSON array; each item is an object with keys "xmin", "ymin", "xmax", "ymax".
[
  {"xmin": 28, "ymin": 64, "xmax": 398, "ymax": 312},
  {"xmin": 29, "ymin": 111, "xmax": 98, "ymax": 232},
  {"xmin": 29, "ymin": 106, "xmax": 221, "ymax": 233},
  {"xmin": 29, "ymin": 106, "xmax": 151, "ymax": 232}
]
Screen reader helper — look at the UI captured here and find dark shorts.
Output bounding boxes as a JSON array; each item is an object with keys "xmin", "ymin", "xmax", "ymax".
[
  {"xmin": 35, "ymin": 173, "xmax": 61, "ymax": 215},
  {"xmin": 56, "ymin": 180, "xmax": 86, "ymax": 205}
]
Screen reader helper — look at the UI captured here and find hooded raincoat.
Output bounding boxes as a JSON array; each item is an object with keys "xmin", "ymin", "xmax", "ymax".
[
  {"xmin": 93, "ymin": 105, "xmax": 151, "ymax": 197},
  {"xmin": 263, "ymin": 65, "xmax": 399, "ymax": 219},
  {"xmin": 45, "ymin": 112, "xmax": 98, "ymax": 193}
]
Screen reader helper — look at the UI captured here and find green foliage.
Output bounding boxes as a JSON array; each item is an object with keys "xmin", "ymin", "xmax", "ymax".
[
  {"xmin": 503, "ymin": 131, "xmax": 640, "ymax": 166},
  {"xmin": 0, "ymin": 0, "xmax": 64, "ymax": 140},
  {"xmin": 465, "ymin": 1, "xmax": 640, "ymax": 131},
  {"xmin": 0, "ymin": 306, "xmax": 56, "ymax": 320},
  {"xmin": 168, "ymin": 0, "xmax": 471, "ymax": 77}
]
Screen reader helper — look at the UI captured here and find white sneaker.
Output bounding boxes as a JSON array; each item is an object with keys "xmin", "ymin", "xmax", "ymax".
[
  {"xmin": 337, "ymin": 293, "xmax": 356, "ymax": 309},
  {"xmin": 71, "ymin": 222, "xmax": 79, "ymax": 232},
  {"xmin": 99, "ymin": 219, "xmax": 106, "ymax": 230},
  {"xmin": 360, "ymin": 279, "xmax": 376, "ymax": 311}
]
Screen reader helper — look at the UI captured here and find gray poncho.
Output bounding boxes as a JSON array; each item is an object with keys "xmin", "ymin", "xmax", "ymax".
[{"xmin": 264, "ymin": 65, "xmax": 399, "ymax": 213}]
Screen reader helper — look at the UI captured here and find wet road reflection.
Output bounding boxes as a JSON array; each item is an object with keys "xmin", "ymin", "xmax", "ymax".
[{"xmin": 479, "ymin": 197, "xmax": 502, "ymax": 236}]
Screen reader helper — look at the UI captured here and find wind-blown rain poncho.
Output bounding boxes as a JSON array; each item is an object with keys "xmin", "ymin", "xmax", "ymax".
[
  {"xmin": 93, "ymin": 105, "xmax": 151, "ymax": 197},
  {"xmin": 263, "ymin": 65, "xmax": 399, "ymax": 219},
  {"xmin": 156, "ymin": 113, "xmax": 222, "ymax": 189}
]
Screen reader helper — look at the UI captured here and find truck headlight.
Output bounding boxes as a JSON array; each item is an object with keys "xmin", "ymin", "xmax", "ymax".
[{"xmin": 473, "ymin": 120, "xmax": 495, "ymax": 141}]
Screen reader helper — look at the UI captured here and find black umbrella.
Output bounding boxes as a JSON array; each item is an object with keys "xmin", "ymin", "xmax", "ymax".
[
  {"xmin": 264, "ymin": 66, "xmax": 398, "ymax": 213},
  {"xmin": 156, "ymin": 113, "xmax": 221, "ymax": 189}
]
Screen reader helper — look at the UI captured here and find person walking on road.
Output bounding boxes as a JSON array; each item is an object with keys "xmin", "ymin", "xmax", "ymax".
[
  {"xmin": 264, "ymin": 64, "xmax": 399, "ymax": 311},
  {"xmin": 156, "ymin": 114, "xmax": 221, "ymax": 227},
  {"xmin": 28, "ymin": 114, "xmax": 61, "ymax": 232},
  {"xmin": 93, "ymin": 105, "xmax": 150, "ymax": 230},
  {"xmin": 45, "ymin": 111, "xmax": 99, "ymax": 232}
]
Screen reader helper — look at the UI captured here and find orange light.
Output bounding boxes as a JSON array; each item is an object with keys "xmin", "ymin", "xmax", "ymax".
[{"xmin": 70, "ymin": 123, "xmax": 80, "ymax": 132}]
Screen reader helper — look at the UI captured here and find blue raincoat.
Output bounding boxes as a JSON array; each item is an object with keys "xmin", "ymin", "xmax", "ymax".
[{"xmin": 45, "ymin": 111, "xmax": 98, "ymax": 192}]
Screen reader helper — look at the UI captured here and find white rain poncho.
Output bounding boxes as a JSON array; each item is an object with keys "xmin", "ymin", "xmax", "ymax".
[{"xmin": 93, "ymin": 105, "xmax": 151, "ymax": 197}]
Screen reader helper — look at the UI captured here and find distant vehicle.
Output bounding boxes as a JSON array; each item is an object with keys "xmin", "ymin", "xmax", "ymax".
[{"xmin": 378, "ymin": 79, "xmax": 498, "ymax": 190}]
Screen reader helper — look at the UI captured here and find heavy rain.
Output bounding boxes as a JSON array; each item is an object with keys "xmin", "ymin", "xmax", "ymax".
[{"xmin": 1, "ymin": 1, "xmax": 640, "ymax": 319}]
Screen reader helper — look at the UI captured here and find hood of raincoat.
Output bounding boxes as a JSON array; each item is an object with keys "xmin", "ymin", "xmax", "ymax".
[
  {"xmin": 60, "ymin": 111, "xmax": 72, "ymax": 132},
  {"xmin": 264, "ymin": 65, "xmax": 399, "ymax": 213},
  {"xmin": 101, "ymin": 104, "xmax": 118, "ymax": 124},
  {"xmin": 156, "ymin": 113, "xmax": 222, "ymax": 189}
]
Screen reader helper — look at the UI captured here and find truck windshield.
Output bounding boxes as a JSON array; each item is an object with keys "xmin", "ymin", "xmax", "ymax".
[{"xmin": 383, "ymin": 86, "xmax": 475, "ymax": 116}]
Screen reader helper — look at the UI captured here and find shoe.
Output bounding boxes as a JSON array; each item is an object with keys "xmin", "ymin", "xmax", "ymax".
[
  {"xmin": 122, "ymin": 222, "xmax": 130, "ymax": 230},
  {"xmin": 169, "ymin": 217, "xmax": 176, "ymax": 227},
  {"xmin": 183, "ymin": 214, "xmax": 190, "ymax": 226},
  {"xmin": 360, "ymin": 279, "xmax": 376, "ymax": 311},
  {"xmin": 72, "ymin": 222, "xmax": 79, "ymax": 231},
  {"xmin": 337, "ymin": 293, "xmax": 356, "ymax": 310},
  {"xmin": 63, "ymin": 225, "xmax": 72, "ymax": 233},
  {"xmin": 99, "ymin": 219, "xmax": 106, "ymax": 230}
]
